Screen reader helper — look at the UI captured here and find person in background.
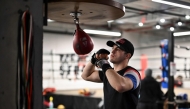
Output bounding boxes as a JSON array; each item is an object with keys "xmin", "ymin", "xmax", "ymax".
[
  {"xmin": 137, "ymin": 68, "xmax": 164, "ymax": 109},
  {"xmin": 81, "ymin": 38, "xmax": 141, "ymax": 109}
]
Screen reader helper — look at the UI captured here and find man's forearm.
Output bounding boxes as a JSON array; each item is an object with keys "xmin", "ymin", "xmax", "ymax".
[{"xmin": 81, "ymin": 62, "xmax": 96, "ymax": 80}]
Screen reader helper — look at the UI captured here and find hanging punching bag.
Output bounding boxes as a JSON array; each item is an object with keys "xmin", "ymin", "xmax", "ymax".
[{"xmin": 73, "ymin": 24, "xmax": 94, "ymax": 55}]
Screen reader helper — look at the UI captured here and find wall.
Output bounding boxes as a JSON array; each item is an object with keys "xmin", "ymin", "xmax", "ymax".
[
  {"xmin": 0, "ymin": 1, "xmax": 43, "ymax": 109},
  {"xmin": 42, "ymin": 30, "xmax": 141, "ymax": 90},
  {"xmin": 43, "ymin": 31, "xmax": 141, "ymax": 90},
  {"xmin": 43, "ymin": 29, "xmax": 190, "ymax": 90},
  {"xmin": 43, "ymin": 32, "xmax": 114, "ymax": 90}
]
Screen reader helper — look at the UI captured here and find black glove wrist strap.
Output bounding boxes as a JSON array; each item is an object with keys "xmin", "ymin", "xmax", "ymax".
[
  {"xmin": 102, "ymin": 63, "xmax": 113, "ymax": 73},
  {"xmin": 91, "ymin": 53, "xmax": 97, "ymax": 65}
]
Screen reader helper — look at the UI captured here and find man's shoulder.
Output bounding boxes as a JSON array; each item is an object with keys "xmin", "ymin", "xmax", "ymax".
[
  {"xmin": 123, "ymin": 66, "xmax": 141, "ymax": 80},
  {"xmin": 125, "ymin": 66, "xmax": 139, "ymax": 72},
  {"xmin": 125, "ymin": 66, "xmax": 140, "ymax": 76}
]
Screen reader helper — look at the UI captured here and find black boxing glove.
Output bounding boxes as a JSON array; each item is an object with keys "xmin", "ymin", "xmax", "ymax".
[
  {"xmin": 91, "ymin": 53, "xmax": 98, "ymax": 65},
  {"xmin": 96, "ymin": 59, "xmax": 113, "ymax": 73},
  {"xmin": 96, "ymin": 48, "xmax": 110, "ymax": 55},
  {"xmin": 91, "ymin": 49, "xmax": 110, "ymax": 65}
]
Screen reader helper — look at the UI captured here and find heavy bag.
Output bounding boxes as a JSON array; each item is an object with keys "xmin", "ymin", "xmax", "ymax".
[{"xmin": 73, "ymin": 24, "xmax": 94, "ymax": 55}]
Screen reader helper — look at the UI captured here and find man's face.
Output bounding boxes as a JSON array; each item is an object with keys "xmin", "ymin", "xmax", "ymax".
[{"xmin": 109, "ymin": 45, "xmax": 127, "ymax": 64}]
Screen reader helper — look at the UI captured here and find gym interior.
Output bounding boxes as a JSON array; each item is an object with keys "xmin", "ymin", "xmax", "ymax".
[{"xmin": 1, "ymin": 0, "xmax": 190, "ymax": 109}]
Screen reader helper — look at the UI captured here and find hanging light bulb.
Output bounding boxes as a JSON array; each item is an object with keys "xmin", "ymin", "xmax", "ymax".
[
  {"xmin": 160, "ymin": 18, "xmax": 165, "ymax": 23},
  {"xmin": 156, "ymin": 24, "xmax": 161, "ymax": 29},
  {"xmin": 170, "ymin": 27, "xmax": 175, "ymax": 31},
  {"xmin": 185, "ymin": 15, "xmax": 190, "ymax": 19},
  {"xmin": 177, "ymin": 21, "xmax": 183, "ymax": 26},
  {"xmin": 138, "ymin": 22, "xmax": 143, "ymax": 27},
  {"xmin": 175, "ymin": 19, "xmax": 183, "ymax": 26}
]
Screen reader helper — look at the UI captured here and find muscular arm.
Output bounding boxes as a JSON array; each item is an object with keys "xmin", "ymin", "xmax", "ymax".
[
  {"xmin": 105, "ymin": 69, "xmax": 140, "ymax": 93},
  {"xmin": 105, "ymin": 69, "xmax": 133, "ymax": 93},
  {"xmin": 81, "ymin": 62, "xmax": 102, "ymax": 83}
]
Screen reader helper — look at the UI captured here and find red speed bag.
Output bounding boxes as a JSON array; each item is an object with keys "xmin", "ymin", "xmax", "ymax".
[{"xmin": 73, "ymin": 24, "xmax": 94, "ymax": 55}]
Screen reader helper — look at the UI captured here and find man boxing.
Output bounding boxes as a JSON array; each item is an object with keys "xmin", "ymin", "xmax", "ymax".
[{"xmin": 81, "ymin": 38, "xmax": 141, "ymax": 109}]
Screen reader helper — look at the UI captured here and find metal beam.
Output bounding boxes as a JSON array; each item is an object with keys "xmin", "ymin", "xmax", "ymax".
[{"xmin": 168, "ymin": 32, "xmax": 175, "ymax": 109}]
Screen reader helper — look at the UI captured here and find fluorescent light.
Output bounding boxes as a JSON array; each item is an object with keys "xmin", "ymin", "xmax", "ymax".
[
  {"xmin": 152, "ymin": 0, "xmax": 190, "ymax": 9},
  {"xmin": 83, "ymin": 29, "xmax": 121, "ymax": 36},
  {"xmin": 174, "ymin": 31, "xmax": 190, "ymax": 36}
]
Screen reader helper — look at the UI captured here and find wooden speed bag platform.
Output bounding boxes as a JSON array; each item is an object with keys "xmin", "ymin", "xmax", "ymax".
[{"xmin": 47, "ymin": 0, "xmax": 125, "ymax": 25}]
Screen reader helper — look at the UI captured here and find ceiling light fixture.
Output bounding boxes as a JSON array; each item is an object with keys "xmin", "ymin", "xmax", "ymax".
[
  {"xmin": 169, "ymin": 27, "xmax": 175, "ymax": 31},
  {"xmin": 174, "ymin": 31, "xmax": 190, "ymax": 37},
  {"xmin": 160, "ymin": 18, "xmax": 165, "ymax": 23},
  {"xmin": 177, "ymin": 21, "xmax": 183, "ymax": 26},
  {"xmin": 175, "ymin": 19, "xmax": 183, "ymax": 26},
  {"xmin": 185, "ymin": 15, "xmax": 190, "ymax": 19},
  {"xmin": 152, "ymin": 0, "xmax": 190, "ymax": 9},
  {"xmin": 47, "ymin": 19, "xmax": 55, "ymax": 22},
  {"xmin": 83, "ymin": 29, "xmax": 121, "ymax": 37},
  {"xmin": 138, "ymin": 22, "xmax": 143, "ymax": 27},
  {"xmin": 156, "ymin": 24, "xmax": 161, "ymax": 29},
  {"xmin": 107, "ymin": 20, "xmax": 114, "ymax": 23}
]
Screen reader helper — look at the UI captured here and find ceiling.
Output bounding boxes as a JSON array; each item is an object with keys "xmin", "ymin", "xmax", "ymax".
[{"xmin": 44, "ymin": 0, "xmax": 190, "ymax": 33}]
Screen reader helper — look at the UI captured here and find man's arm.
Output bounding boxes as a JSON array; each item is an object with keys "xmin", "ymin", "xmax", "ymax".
[
  {"xmin": 81, "ymin": 61, "xmax": 102, "ymax": 82},
  {"xmin": 105, "ymin": 69, "xmax": 134, "ymax": 93},
  {"xmin": 81, "ymin": 49, "xmax": 110, "ymax": 83},
  {"xmin": 96, "ymin": 60, "xmax": 140, "ymax": 93}
]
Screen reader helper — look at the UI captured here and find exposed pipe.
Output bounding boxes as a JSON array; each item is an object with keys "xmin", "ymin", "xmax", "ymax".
[{"xmin": 121, "ymin": 13, "xmax": 148, "ymax": 19}]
